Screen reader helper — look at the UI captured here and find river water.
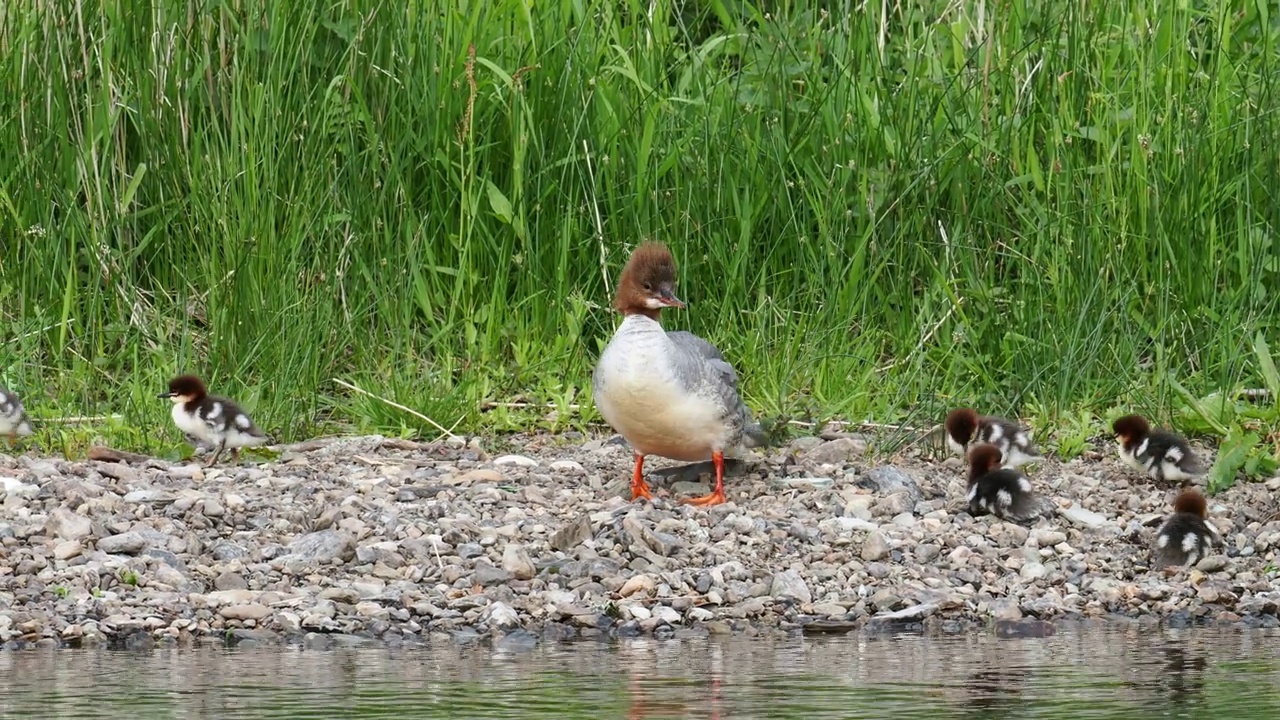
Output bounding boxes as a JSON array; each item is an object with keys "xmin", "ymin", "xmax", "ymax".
[{"xmin": 1, "ymin": 624, "xmax": 1277, "ymax": 718}]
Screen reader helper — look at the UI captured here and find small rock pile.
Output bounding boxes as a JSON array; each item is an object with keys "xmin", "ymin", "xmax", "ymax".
[{"xmin": 0, "ymin": 430, "xmax": 1278, "ymax": 650}]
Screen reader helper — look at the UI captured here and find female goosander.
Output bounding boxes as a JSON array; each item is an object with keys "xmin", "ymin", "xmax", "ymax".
[
  {"xmin": 965, "ymin": 443, "xmax": 1039, "ymax": 522},
  {"xmin": 159, "ymin": 374, "xmax": 267, "ymax": 466},
  {"xmin": 1152, "ymin": 488, "xmax": 1221, "ymax": 568},
  {"xmin": 944, "ymin": 407, "xmax": 1043, "ymax": 468},
  {"xmin": 1112, "ymin": 414, "xmax": 1204, "ymax": 484},
  {"xmin": 591, "ymin": 242, "xmax": 765, "ymax": 506},
  {"xmin": 0, "ymin": 386, "xmax": 33, "ymax": 443}
]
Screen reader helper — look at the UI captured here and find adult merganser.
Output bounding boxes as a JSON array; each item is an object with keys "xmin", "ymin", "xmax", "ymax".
[
  {"xmin": 965, "ymin": 443, "xmax": 1039, "ymax": 523},
  {"xmin": 159, "ymin": 374, "xmax": 268, "ymax": 466},
  {"xmin": 591, "ymin": 242, "xmax": 765, "ymax": 506},
  {"xmin": 1152, "ymin": 488, "xmax": 1221, "ymax": 568},
  {"xmin": 0, "ymin": 386, "xmax": 33, "ymax": 443},
  {"xmin": 1112, "ymin": 414, "xmax": 1205, "ymax": 484},
  {"xmin": 944, "ymin": 407, "xmax": 1043, "ymax": 468}
]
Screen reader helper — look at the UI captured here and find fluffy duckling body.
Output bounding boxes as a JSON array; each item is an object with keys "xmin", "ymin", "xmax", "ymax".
[
  {"xmin": 966, "ymin": 443, "xmax": 1039, "ymax": 523},
  {"xmin": 160, "ymin": 375, "xmax": 267, "ymax": 466},
  {"xmin": 1152, "ymin": 488, "xmax": 1221, "ymax": 568},
  {"xmin": 0, "ymin": 386, "xmax": 33, "ymax": 443},
  {"xmin": 591, "ymin": 242, "xmax": 766, "ymax": 506},
  {"xmin": 945, "ymin": 408, "xmax": 1043, "ymax": 468},
  {"xmin": 1113, "ymin": 414, "xmax": 1204, "ymax": 484}
]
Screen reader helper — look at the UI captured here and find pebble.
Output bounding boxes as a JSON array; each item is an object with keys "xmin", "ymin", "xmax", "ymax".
[
  {"xmin": 0, "ymin": 432, "xmax": 1266, "ymax": 649},
  {"xmin": 861, "ymin": 531, "xmax": 891, "ymax": 561},
  {"xmin": 493, "ymin": 455, "xmax": 538, "ymax": 468}
]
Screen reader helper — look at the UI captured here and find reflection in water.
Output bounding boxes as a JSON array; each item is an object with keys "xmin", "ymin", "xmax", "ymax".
[{"xmin": 0, "ymin": 624, "xmax": 1276, "ymax": 718}]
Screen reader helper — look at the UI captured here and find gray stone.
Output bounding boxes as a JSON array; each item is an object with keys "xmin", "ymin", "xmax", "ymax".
[
  {"xmin": 501, "ymin": 544, "xmax": 536, "ymax": 580},
  {"xmin": 473, "ymin": 564, "xmax": 513, "ymax": 586},
  {"xmin": 1058, "ymin": 503, "xmax": 1109, "ymax": 529},
  {"xmin": 45, "ymin": 508, "xmax": 93, "ymax": 542},
  {"xmin": 284, "ymin": 530, "xmax": 355, "ymax": 563},
  {"xmin": 1197, "ymin": 555, "xmax": 1229, "ymax": 572},
  {"xmin": 857, "ymin": 466, "xmax": 923, "ymax": 504},
  {"xmin": 802, "ymin": 438, "xmax": 865, "ymax": 465},
  {"xmin": 97, "ymin": 531, "xmax": 148, "ymax": 555},
  {"xmin": 550, "ymin": 515, "xmax": 592, "ymax": 551},
  {"xmin": 769, "ymin": 569, "xmax": 812, "ymax": 604},
  {"xmin": 861, "ymin": 531, "xmax": 891, "ymax": 561}
]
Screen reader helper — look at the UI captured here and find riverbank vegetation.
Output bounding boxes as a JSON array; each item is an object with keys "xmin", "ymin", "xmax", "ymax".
[{"xmin": 1, "ymin": 0, "xmax": 1277, "ymax": 476}]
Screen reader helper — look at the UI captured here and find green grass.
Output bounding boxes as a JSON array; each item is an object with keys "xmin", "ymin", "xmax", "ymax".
[{"xmin": 1, "ymin": 0, "xmax": 1278, "ymax": 463}]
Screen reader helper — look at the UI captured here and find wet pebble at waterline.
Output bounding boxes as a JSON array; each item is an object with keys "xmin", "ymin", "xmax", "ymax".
[{"xmin": 0, "ymin": 431, "xmax": 1279, "ymax": 650}]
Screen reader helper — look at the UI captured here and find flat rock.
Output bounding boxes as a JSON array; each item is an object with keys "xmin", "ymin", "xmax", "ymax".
[
  {"xmin": 801, "ymin": 438, "xmax": 865, "ymax": 465},
  {"xmin": 857, "ymin": 466, "xmax": 923, "ymax": 504},
  {"xmin": 769, "ymin": 570, "xmax": 812, "ymax": 604},
  {"xmin": 284, "ymin": 530, "xmax": 354, "ymax": 564},
  {"xmin": 1058, "ymin": 503, "xmax": 1109, "ymax": 529}
]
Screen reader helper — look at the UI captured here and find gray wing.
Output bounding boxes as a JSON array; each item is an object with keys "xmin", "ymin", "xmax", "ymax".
[{"xmin": 666, "ymin": 331, "xmax": 767, "ymax": 447}]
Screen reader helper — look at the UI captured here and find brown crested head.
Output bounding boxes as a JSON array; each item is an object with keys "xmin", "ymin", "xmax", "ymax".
[
  {"xmin": 1172, "ymin": 488, "xmax": 1208, "ymax": 518},
  {"xmin": 1112, "ymin": 414, "xmax": 1151, "ymax": 444},
  {"xmin": 967, "ymin": 443, "xmax": 1004, "ymax": 480},
  {"xmin": 612, "ymin": 241, "xmax": 685, "ymax": 319},
  {"xmin": 161, "ymin": 374, "xmax": 208, "ymax": 402},
  {"xmin": 945, "ymin": 407, "xmax": 980, "ymax": 445}
]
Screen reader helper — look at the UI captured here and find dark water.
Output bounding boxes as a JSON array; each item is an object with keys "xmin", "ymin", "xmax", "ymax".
[{"xmin": 1, "ymin": 625, "xmax": 1278, "ymax": 718}]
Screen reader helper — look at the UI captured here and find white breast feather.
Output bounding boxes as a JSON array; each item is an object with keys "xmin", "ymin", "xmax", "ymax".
[
  {"xmin": 173, "ymin": 404, "xmax": 219, "ymax": 444},
  {"xmin": 595, "ymin": 320, "xmax": 731, "ymax": 461}
]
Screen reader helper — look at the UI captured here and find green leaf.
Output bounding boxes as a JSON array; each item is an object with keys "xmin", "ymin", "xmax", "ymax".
[
  {"xmin": 1208, "ymin": 430, "xmax": 1255, "ymax": 494},
  {"xmin": 486, "ymin": 181, "xmax": 514, "ymax": 225},
  {"xmin": 1252, "ymin": 331, "xmax": 1280, "ymax": 409},
  {"xmin": 1168, "ymin": 374, "xmax": 1230, "ymax": 435}
]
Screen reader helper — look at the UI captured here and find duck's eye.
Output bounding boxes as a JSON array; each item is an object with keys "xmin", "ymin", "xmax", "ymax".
[{"xmin": 643, "ymin": 282, "xmax": 652, "ymax": 291}]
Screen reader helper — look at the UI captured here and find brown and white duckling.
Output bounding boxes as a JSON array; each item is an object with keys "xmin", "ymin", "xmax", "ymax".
[
  {"xmin": 159, "ymin": 374, "xmax": 268, "ymax": 466},
  {"xmin": 1112, "ymin": 414, "xmax": 1205, "ymax": 484},
  {"xmin": 1152, "ymin": 488, "xmax": 1222, "ymax": 568},
  {"xmin": 945, "ymin": 407, "xmax": 1043, "ymax": 468},
  {"xmin": 0, "ymin": 386, "xmax": 33, "ymax": 443},
  {"xmin": 965, "ymin": 443, "xmax": 1040, "ymax": 523}
]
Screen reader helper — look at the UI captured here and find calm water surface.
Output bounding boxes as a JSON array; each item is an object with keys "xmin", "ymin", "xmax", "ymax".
[{"xmin": 1, "ymin": 625, "xmax": 1278, "ymax": 719}]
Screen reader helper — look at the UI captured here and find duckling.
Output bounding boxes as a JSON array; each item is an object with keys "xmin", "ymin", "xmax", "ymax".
[
  {"xmin": 945, "ymin": 407, "xmax": 1043, "ymax": 468},
  {"xmin": 159, "ymin": 374, "xmax": 267, "ymax": 466},
  {"xmin": 1152, "ymin": 488, "xmax": 1221, "ymax": 568},
  {"xmin": 0, "ymin": 386, "xmax": 33, "ymax": 444},
  {"xmin": 1112, "ymin": 414, "xmax": 1205, "ymax": 484},
  {"xmin": 966, "ymin": 443, "xmax": 1040, "ymax": 523}
]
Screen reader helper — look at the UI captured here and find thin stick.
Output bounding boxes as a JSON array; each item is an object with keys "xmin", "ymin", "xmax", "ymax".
[
  {"xmin": 876, "ymin": 300, "xmax": 960, "ymax": 373},
  {"xmin": 331, "ymin": 378, "xmax": 461, "ymax": 441},
  {"xmin": 430, "ymin": 535, "xmax": 445, "ymax": 571},
  {"xmin": 40, "ymin": 414, "xmax": 124, "ymax": 424},
  {"xmin": 787, "ymin": 418, "xmax": 928, "ymax": 434},
  {"xmin": 5, "ymin": 318, "xmax": 75, "ymax": 344},
  {"xmin": 583, "ymin": 139, "xmax": 610, "ymax": 295},
  {"xmin": 481, "ymin": 401, "xmax": 582, "ymax": 412}
]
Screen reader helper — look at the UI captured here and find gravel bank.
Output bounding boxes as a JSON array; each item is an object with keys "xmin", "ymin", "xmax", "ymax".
[{"xmin": 1, "ymin": 431, "xmax": 1277, "ymax": 649}]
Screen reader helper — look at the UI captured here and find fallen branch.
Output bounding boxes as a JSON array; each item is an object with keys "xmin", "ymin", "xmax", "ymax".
[{"xmin": 331, "ymin": 378, "xmax": 462, "ymax": 441}]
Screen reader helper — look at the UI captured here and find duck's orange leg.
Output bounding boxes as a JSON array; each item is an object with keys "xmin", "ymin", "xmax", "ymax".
[
  {"xmin": 684, "ymin": 451, "xmax": 727, "ymax": 506},
  {"xmin": 630, "ymin": 453, "xmax": 653, "ymax": 501}
]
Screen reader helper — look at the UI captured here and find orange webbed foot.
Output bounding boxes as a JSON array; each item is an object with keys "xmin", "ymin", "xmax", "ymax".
[{"xmin": 682, "ymin": 489, "xmax": 726, "ymax": 507}]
